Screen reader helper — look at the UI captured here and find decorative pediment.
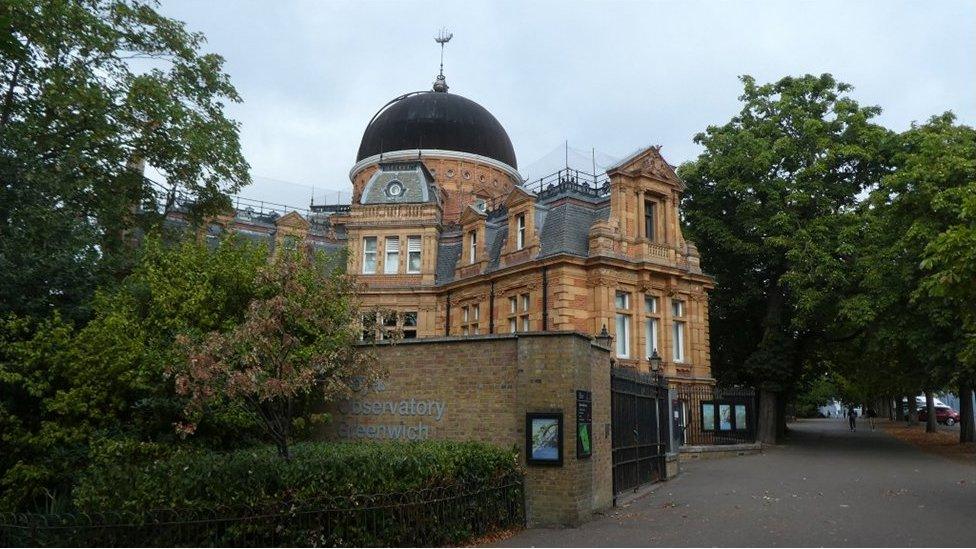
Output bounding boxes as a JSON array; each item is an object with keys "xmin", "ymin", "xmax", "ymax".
[
  {"xmin": 502, "ymin": 186, "xmax": 536, "ymax": 209},
  {"xmin": 275, "ymin": 211, "xmax": 310, "ymax": 229},
  {"xmin": 458, "ymin": 204, "xmax": 487, "ymax": 226},
  {"xmin": 606, "ymin": 146, "xmax": 684, "ymax": 189}
]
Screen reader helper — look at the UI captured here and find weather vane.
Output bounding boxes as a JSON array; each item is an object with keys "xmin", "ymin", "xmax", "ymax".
[{"xmin": 434, "ymin": 28, "xmax": 453, "ymax": 78}]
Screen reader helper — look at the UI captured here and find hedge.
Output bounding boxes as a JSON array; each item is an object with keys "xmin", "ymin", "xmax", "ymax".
[{"xmin": 73, "ymin": 439, "xmax": 521, "ymax": 512}]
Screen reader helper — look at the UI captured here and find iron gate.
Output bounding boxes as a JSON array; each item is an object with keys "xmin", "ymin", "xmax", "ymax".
[{"xmin": 611, "ymin": 367, "xmax": 670, "ymax": 499}]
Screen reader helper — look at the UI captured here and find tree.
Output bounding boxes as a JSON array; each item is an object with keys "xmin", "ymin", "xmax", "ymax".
[
  {"xmin": 0, "ymin": 234, "xmax": 270, "ymax": 510},
  {"xmin": 1, "ymin": 0, "xmax": 249, "ymax": 323},
  {"xmin": 170, "ymin": 247, "xmax": 386, "ymax": 459},
  {"xmin": 913, "ymin": 115, "xmax": 976, "ymax": 442},
  {"xmin": 679, "ymin": 74, "xmax": 892, "ymax": 441}
]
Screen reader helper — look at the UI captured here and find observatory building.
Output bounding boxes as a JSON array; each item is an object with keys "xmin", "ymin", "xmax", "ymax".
[{"xmin": 184, "ymin": 70, "xmax": 715, "ymax": 384}]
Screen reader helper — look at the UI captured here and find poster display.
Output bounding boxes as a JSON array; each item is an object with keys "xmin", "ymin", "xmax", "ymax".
[
  {"xmin": 702, "ymin": 401, "xmax": 715, "ymax": 431},
  {"xmin": 735, "ymin": 404, "xmax": 747, "ymax": 429},
  {"xmin": 526, "ymin": 412, "xmax": 563, "ymax": 466},
  {"xmin": 576, "ymin": 390, "xmax": 592, "ymax": 459},
  {"xmin": 719, "ymin": 404, "xmax": 732, "ymax": 430}
]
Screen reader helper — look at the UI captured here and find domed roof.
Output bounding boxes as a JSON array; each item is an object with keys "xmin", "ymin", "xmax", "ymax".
[{"xmin": 357, "ymin": 89, "xmax": 517, "ymax": 169}]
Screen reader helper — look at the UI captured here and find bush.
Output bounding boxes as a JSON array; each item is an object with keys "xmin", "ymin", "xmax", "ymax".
[
  {"xmin": 73, "ymin": 440, "xmax": 521, "ymax": 512},
  {"xmin": 66, "ymin": 440, "xmax": 523, "ymax": 546}
]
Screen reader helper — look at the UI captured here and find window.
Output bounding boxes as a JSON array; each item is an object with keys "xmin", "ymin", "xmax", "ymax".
[
  {"xmin": 645, "ymin": 295, "xmax": 660, "ymax": 359},
  {"xmin": 516, "ymin": 214, "xmax": 526, "ymax": 250},
  {"xmin": 362, "ymin": 237, "xmax": 377, "ymax": 274},
  {"xmin": 381, "ymin": 312, "xmax": 398, "ymax": 340},
  {"xmin": 672, "ymin": 298, "xmax": 686, "ymax": 362},
  {"xmin": 402, "ymin": 312, "xmax": 418, "ymax": 339},
  {"xmin": 508, "ymin": 293, "xmax": 530, "ymax": 332},
  {"xmin": 384, "ymin": 237, "xmax": 399, "ymax": 274},
  {"xmin": 461, "ymin": 303, "xmax": 480, "ymax": 335},
  {"xmin": 360, "ymin": 312, "xmax": 377, "ymax": 341},
  {"xmin": 644, "ymin": 200, "xmax": 656, "ymax": 240},
  {"xmin": 469, "ymin": 230, "xmax": 478, "ymax": 264},
  {"xmin": 407, "ymin": 236, "xmax": 422, "ymax": 274},
  {"xmin": 615, "ymin": 291, "xmax": 631, "ymax": 359}
]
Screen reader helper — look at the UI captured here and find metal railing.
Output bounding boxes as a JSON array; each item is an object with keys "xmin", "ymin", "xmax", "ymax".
[
  {"xmin": 0, "ymin": 476, "xmax": 524, "ymax": 547},
  {"xmin": 521, "ymin": 168, "xmax": 610, "ymax": 200}
]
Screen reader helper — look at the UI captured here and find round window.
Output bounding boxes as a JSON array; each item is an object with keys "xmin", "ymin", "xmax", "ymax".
[{"xmin": 386, "ymin": 181, "xmax": 404, "ymax": 197}]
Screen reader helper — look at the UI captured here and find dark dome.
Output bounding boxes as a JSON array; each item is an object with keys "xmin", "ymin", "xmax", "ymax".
[{"xmin": 357, "ymin": 91, "xmax": 517, "ymax": 169}]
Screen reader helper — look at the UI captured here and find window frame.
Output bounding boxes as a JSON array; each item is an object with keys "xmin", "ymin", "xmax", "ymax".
[
  {"xmin": 615, "ymin": 290, "xmax": 632, "ymax": 359},
  {"xmin": 516, "ymin": 213, "xmax": 526, "ymax": 250},
  {"xmin": 406, "ymin": 235, "xmax": 422, "ymax": 274},
  {"xmin": 362, "ymin": 236, "xmax": 378, "ymax": 274},
  {"xmin": 384, "ymin": 236, "xmax": 400, "ymax": 274}
]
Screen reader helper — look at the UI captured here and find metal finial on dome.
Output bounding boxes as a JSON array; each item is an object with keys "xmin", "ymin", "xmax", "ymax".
[{"xmin": 433, "ymin": 28, "xmax": 452, "ymax": 92}]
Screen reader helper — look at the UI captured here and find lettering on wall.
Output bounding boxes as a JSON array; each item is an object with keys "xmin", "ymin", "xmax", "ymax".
[{"xmin": 336, "ymin": 378, "xmax": 446, "ymax": 441}]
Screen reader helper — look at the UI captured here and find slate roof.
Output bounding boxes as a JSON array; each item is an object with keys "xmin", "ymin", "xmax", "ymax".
[
  {"xmin": 537, "ymin": 201, "xmax": 609, "ymax": 258},
  {"xmin": 435, "ymin": 239, "xmax": 462, "ymax": 285}
]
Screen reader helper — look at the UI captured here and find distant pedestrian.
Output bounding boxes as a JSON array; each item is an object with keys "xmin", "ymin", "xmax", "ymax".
[
  {"xmin": 848, "ymin": 407, "xmax": 857, "ymax": 432},
  {"xmin": 867, "ymin": 408, "xmax": 877, "ymax": 430}
]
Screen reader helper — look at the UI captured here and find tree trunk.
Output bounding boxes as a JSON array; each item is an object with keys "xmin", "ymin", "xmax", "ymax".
[
  {"xmin": 895, "ymin": 396, "xmax": 905, "ymax": 422},
  {"xmin": 758, "ymin": 389, "xmax": 779, "ymax": 444},
  {"xmin": 776, "ymin": 394, "xmax": 787, "ymax": 439},
  {"xmin": 887, "ymin": 397, "xmax": 894, "ymax": 420},
  {"xmin": 960, "ymin": 383, "xmax": 975, "ymax": 444},
  {"xmin": 907, "ymin": 394, "xmax": 919, "ymax": 425},
  {"xmin": 925, "ymin": 390, "xmax": 937, "ymax": 433}
]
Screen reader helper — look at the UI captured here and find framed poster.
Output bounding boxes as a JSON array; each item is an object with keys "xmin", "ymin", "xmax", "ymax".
[
  {"xmin": 701, "ymin": 401, "xmax": 716, "ymax": 431},
  {"xmin": 719, "ymin": 404, "xmax": 732, "ymax": 431},
  {"xmin": 735, "ymin": 404, "xmax": 747, "ymax": 430},
  {"xmin": 526, "ymin": 412, "xmax": 563, "ymax": 466},
  {"xmin": 576, "ymin": 391, "xmax": 593, "ymax": 459}
]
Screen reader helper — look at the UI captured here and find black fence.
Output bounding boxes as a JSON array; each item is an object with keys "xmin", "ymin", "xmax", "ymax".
[
  {"xmin": 672, "ymin": 385, "xmax": 757, "ymax": 446},
  {"xmin": 0, "ymin": 476, "xmax": 524, "ymax": 547},
  {"xmin": 611, "ymin": 367, "xmax": 670, "ymax": 498}
]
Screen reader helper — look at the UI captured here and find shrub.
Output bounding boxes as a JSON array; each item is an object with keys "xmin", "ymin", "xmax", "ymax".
[
  {"xmin": 69, "ymin": 440, "xmax": 523, "ymax": 546},
  {"xmin": 73, "ymin": 440, "xmax": 521, "ymax": 512}
]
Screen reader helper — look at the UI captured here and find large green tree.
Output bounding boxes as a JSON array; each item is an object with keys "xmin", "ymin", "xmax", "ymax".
[
  {"xmin": 0, "ymin": 235, "xmax": 270, "ymax": 510},
  {"xmin": 679, "ymin": 74, "xmax": 893, "ymax": 438},
  {"xmin": 0, "ymin": 0, "xmax": 249, "ymax": 323}
]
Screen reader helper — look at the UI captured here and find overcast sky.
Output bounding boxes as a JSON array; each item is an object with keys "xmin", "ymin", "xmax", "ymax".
[{"xmin": 156, "ymin": 0, "xmax": 976, "ymax": 209}]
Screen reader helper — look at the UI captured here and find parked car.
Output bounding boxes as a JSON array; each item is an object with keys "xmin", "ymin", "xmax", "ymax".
[{"xmin": 917, "ymin": 405, "xmax": 961, "ymax": 426}]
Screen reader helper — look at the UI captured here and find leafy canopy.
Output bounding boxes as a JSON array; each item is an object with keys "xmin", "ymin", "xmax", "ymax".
[
  {"xmin": 679, "ymin": 74, "xmax": 892, "ymax": 390},
  {"xmin": 0, "ymin": 0, "xmax": 250, "ymax": 322}
]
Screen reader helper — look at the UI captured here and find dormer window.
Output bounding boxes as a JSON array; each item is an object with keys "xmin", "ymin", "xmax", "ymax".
[
  {"xmin": 644, "ymin": 200, "xmax": 656, "ymax": 240},
  {"xmin": 516, "ymin": 214, "xmax": 526, "ymax": 250},
  {"xmin": 469, "ymin": 230, "xmax": 477, "ymax": 264}
]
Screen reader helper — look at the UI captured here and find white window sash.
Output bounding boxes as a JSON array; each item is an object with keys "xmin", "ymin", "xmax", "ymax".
[
  {"xmin": 362, "ymin": 237, "xmax": 377, "ymax": 274},
  {"xmin": 384, "ymin": 237, "xmax": 399, "ymax": 274},
  {"xmin": 673, "ymin": 321, "xmax": 685, "ymax": 362},
  {"xmin": 516, "ymin": 215, "xmax": 525, "ymax": 250},
  {"xmin": 407, "ymin": 236, "xmax": 422, "ymax": 273},
  {"xmin": 646, "ymin": 318, "xmax": 659, "ymax": 358},
  {"xmin": 615, "ymin": 313, "xmax": 630, "ymax": 358}
]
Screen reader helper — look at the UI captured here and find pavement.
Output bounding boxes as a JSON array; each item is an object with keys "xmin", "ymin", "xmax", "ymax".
[{"xmin": 493, "ymin": 418, "xmax": 976, "ymax": 547}]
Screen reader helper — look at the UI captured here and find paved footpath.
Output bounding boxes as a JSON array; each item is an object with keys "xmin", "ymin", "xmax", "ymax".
[{"xmin": 494, "ymin": 418, "xmax": 976, "ymax": 547}]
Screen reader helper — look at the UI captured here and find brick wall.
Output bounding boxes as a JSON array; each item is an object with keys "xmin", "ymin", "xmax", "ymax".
[{"xmin": 321, "ymin": 332, "xmax": 613, "ymax": 527}]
